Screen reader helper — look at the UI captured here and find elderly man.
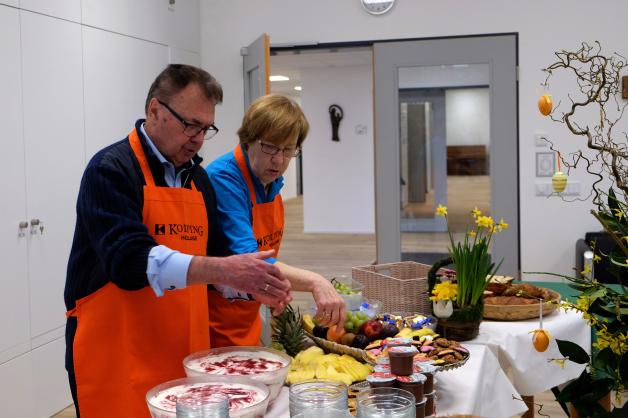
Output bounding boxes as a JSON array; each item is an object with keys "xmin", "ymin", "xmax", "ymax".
[{"xmin": 64, "ymin": 64, "xmax": 291, "ymax": 418}]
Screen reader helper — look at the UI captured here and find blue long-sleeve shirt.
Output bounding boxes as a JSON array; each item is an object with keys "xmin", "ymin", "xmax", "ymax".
[{"xmin": 205, "ymin": 144, "xmax": 284, "ymax": 264}]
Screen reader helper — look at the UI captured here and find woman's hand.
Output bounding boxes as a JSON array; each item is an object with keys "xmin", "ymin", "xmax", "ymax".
[{"xmin": 311, "ymin": 276, "xmax": 346, "ymax": 331}]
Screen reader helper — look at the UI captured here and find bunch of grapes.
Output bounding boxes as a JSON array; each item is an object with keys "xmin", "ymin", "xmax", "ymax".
[
  {"xmin": 344, "ymin": 311, "xmax": 369, "ymax": 334},
  {"xmin": 332, "ymin": 279, "xmax": 358, "ymax": 295}
]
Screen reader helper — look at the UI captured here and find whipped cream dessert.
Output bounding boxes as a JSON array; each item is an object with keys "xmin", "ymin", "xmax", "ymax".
[
  {"xmin": 149, "ymin": 382, "xmax": 265, "ymax": 416},
  {"xmin": 186, "ymin": 351, "xmax": 287, "ymax": 376}
]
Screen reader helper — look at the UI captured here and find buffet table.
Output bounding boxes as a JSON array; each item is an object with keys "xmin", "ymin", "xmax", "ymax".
[
  {"xmin": 468, "ymin": 308, "xmax": 591, "ymax": 396},
  {"xmin": 265, "ymin": 344, "xmax": 528, "ymax": 418}
]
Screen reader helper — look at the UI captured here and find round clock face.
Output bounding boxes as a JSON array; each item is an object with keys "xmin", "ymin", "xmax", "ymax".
[{"xmin": 361, "ymin": 0, "xmax": 396, "ymax": 15}]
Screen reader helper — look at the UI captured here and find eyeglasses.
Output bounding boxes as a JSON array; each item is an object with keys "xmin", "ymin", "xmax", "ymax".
[
  {"xmin": 157, "ymin": 99, "xmax": 219, "ymax": 140},
  {"xmin": 257, "ymin": 139, "xmax": 301, "ymax": 158}
]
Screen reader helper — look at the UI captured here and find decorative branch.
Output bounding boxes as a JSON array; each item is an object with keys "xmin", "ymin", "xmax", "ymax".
[{"xmin": 541, "ymin": 41, "xmax": 628, "ymax": 207}]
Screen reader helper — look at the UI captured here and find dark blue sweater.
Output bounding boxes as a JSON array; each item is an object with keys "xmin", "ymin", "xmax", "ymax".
[{"xmin": 64, "ymin": 119, "xmax": 227, "ymax": 310}]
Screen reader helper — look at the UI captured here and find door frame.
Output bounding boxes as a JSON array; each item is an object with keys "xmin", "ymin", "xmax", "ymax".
[
  {"xmin": 269, "ymin": 33, "xmax": 520, "ymax": 276},
  {"xmin": 373, "ymin": 34, "xmax": 520, "ymax": 276}
]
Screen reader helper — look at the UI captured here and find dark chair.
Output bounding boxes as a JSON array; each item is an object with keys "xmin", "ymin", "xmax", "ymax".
[{"xmin": 575, "ymin": 232, "xmax": 622, "ymax": 284}]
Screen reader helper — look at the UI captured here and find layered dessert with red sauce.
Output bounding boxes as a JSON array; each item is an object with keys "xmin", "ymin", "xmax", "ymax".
[
  {"xmin": 184, "ymin": 347, "xmax": 291, "ymax": 401},
  {"xmin": 147, "ymin": 380, "xmax": 269, "ymax": 418},
  {"xmin": 188, "ymin": 352, "xmax": 286, "ymax": 376}
]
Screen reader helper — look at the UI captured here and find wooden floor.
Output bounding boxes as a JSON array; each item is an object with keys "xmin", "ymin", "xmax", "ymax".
[
  {"xmin": 402, "ymin": 175, "xmax": 491, "ymax": 233},
  {"xmin": 52, "ymin": 194, "xmax": 564, "ymax": 418}
]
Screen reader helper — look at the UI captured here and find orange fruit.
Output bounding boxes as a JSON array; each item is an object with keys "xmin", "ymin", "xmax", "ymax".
[
  {"xmin": 538, "ymin": 94, "xmax": 553, "ymax": 116},
  {"xmin": 532, "ymin": 329, "xmax": 551, "ymax": 352},
  {"xmin": 326, "ymin": 325, "xmax": 346, "ymax": 343}
]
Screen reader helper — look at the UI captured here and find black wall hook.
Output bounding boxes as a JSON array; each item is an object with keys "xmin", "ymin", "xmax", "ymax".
[{"xmin": 328, "ymin": 104, "xmax": 343, "ymax": 142}]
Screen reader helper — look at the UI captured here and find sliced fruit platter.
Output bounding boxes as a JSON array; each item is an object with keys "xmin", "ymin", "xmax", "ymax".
[
  {"xmin": 286, "ymin": 346, "xmax": 373, "ymax": 386},
  {"xmin": 302, "ymin": 312, "xmax": 469, "ymax": 371}
]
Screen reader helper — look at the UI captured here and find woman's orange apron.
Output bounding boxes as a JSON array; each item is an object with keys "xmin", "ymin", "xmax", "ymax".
[
  {"xmin": 66, "ymin": 128, "xmax": 210, "ymax": 418},
  {"xmin": 207, "ymin": 144, "xmax": 284, "ymax": 347}
]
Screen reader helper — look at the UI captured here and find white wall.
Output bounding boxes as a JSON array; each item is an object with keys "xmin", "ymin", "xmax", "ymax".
[
  {"xmin": 445, "ymin": 88, "xmax": 490, "ymax": 148},
  {"xmin": 200, "ymin": 0, "xmax": 628, "ymax": 278},
  {"xmin": 300, "ymin": 65, "xmax": 374, "ymax": 233}
]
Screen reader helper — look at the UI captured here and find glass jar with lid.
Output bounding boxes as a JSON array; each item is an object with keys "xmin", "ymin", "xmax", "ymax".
[{"xmin": 289, "ymin": 379, "xmax": 348, "ymax": 416}]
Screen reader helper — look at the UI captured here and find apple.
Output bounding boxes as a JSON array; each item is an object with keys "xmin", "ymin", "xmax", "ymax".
[{"xmin": 359, "ymin": 319, "xmax": 383, "ymax": 341}]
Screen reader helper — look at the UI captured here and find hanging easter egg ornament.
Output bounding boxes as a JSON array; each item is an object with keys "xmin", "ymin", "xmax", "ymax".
[
  {"xmin": 538, "ymin": 94, "xmax": 553, "ymax": 116},
  {"xmin": 551, "ymin": 151, "xmax": 567, "ymax": 193},
  {"xmin": 531, "ymin": 299, "xmax": 552, "ymax": 352},
  {"xmin": 552, "ymin": 171, "xmax": 568, "ymax": 193}
]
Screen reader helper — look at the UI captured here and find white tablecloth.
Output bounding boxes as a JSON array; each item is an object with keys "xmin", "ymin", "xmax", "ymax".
[
  {"xmin": 265, "ymin": 344, "xmax": 527, "ymax": 418},
  {"xmin": 468, "ymin": 308, "xmax": 591, "ymax": 395}
]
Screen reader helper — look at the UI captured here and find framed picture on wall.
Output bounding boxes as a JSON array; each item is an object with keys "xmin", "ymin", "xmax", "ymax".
[{"xmin": 535, "ymin": 151, "xmax": 556, "ymax": 177}]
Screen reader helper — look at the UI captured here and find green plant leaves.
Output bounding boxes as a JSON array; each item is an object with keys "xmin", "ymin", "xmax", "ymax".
[{"xmin": 556, "ymin": 339, "xmax": 590, "ymax": 364}]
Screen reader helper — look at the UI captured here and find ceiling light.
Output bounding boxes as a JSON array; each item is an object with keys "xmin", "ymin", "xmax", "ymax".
[
  {"xmin": 294, "ymin": 86, "xmax": 302, "ymax": 91},
  {"xmin": 269, "ymin": 75, "xmax": 289, "ymax": 82}
]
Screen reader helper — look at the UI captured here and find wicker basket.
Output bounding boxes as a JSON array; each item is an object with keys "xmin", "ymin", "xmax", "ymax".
[
  {"xmin": 483, "ymin": 289, "xmax": 561, "ymax": 321},
  {"xmin": 352, "ymin": 261, "xmax": 430, "ymax": 315}
]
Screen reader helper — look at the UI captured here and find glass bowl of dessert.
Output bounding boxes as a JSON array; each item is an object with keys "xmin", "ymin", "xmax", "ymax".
[
  {"xmin": 183, "ymin": 346, "xmax": 291, "ymax": 402},
  {"xmin": 146, "ymin": 375, "xmax": 270, "ymax": 418}
]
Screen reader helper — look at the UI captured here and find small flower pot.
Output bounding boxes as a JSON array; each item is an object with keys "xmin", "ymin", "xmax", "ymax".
[{"xmin": 432, "ymin": 300, "xmax": 454, "ymax": 319}]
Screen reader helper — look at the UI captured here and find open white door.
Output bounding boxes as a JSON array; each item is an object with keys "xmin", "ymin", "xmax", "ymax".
[
  {"xmin": 241, "ymin": 33, "xmax": 273, "ymax": 344},
  {"xmin": 241, "ymin": 33, "xmax": 270, "ymax": 109}
]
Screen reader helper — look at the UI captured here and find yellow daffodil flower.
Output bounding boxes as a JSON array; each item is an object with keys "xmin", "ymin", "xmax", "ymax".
[
  {"xmin": 472, "ymin": 207, "xmax": 482, "ymax": 218},
  {"xmin": 498, "ymin": 218, "xmax": 509, "ymax": 230},
  {"xmin": 430, "ymin": 281, "xmax": 458, "ymax": 302},
  {"xmin": 468, "ymin": 231, "xmax": 477, "ymax": 237},
  {"xmin": 436, "ymin": 204, "xmax": 448, "ymax": 217},
  {"xmin": 476, "ymin": 215, "xmax": 494, "ymax": 229}
]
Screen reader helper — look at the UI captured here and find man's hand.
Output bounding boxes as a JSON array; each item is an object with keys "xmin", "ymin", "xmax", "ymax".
[
  {"xmin": 188, "ymin": 250, "xmax": 292, "ymax": 311},
  {"xmin": 311, "ymin": 276, "xmax": 346, "ymax": 331}
]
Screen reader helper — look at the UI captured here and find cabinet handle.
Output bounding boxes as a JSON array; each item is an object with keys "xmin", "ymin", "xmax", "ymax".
[
  {"xmin": 30, "ymin": 218, "xmax": 43, "ymax": 235},
  {"xmin": 18, "ymin": 221, "xmax": 28, "ymax": 237}
]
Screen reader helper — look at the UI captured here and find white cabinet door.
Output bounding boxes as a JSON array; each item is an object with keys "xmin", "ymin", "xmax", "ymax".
[
  {"xmin": 0, "ymin": 5, "xmax": 30, "ymax": 365},
  {"xmin": 20, "ymin": 0, "xmax": 81, "ymax": 23},
  {"xmin": 20, "ymin": 11, "xmax": 85, "ymax": 344},
  {"xmin": 170, "ymin": 47, "xmax": 200, "ymax": 66},
  {"xmin": 81, "ymin": 0, "xmax": 128, "ymax": 35},
  {"xmin": 164, "ymin": 0, "xmax": 200, "ymax": 52},
  {"xmin": 0, "ymin": 350, "xmax": 34, "ymax": 417},
  {"xmin": 83, "ymin": 26, "xmax": 168, "ymax": 159},
  {"xmin": 30, "ymin": 338, "xmax": 73, "ymax": 416}
]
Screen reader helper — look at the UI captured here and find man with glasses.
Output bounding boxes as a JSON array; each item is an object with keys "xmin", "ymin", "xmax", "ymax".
[
  {"xmin": 205, "ymin": 94, "xmax": 345, "ymax": 348},
  {"xmin": 64, "ymin": 65, "xmax": 291, "ymax": 418}
]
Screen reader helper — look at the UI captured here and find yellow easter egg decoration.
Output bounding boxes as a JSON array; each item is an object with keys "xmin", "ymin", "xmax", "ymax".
[
  {"xmin": 552, "ymin": 171, "xmax": 568, "ymax": 193},
  {"xmin": 538, "ymin": 94, "xmax": 553, "ymax": 116}
]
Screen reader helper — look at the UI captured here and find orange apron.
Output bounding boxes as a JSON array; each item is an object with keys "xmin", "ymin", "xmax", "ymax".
[
  {"xmin": 207, "ymin": 145, "xmax": 284, "ymax": 347},
  {"xmin": 67, "ymin": 128, "xmax": 210, "ymax": 418}
]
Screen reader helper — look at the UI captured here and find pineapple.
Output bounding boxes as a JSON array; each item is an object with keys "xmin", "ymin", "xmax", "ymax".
[{"xmin": 271, "ymin": 304, "xmax": 305, "ymax": 357}]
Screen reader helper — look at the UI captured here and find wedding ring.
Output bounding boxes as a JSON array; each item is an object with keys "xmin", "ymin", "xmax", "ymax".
[{"xmin": 264, "ymin": 283, "xmax": 270, "ymax": 292}]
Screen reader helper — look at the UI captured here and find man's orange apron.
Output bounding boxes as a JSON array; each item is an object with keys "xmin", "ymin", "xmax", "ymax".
[
  {"xmin": 207, "ymin": 145, "xmax": 284, "ymax": 347},
  {"xmin": 66, "ymin": 128, "xmax": 209, "ymax": 418}
]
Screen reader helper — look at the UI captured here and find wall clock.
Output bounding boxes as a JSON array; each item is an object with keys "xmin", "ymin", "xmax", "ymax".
[{"xmin": 361, "ymin": 0, "xmax": 396, "ymax": 16}]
